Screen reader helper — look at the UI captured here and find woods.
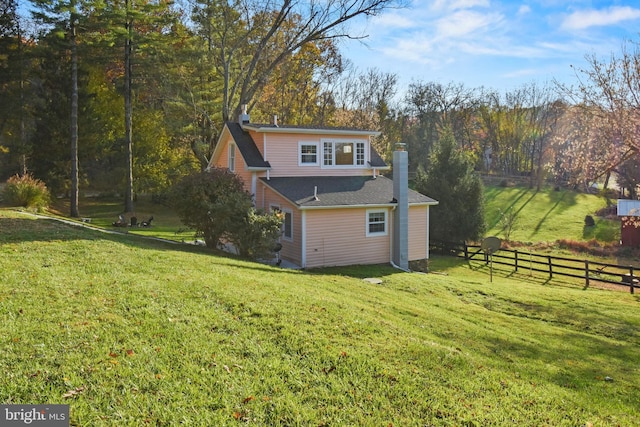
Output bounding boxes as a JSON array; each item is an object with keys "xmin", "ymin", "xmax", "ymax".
[{"xmin": 1, "ymin": 0, "xmax": 639, "ymax": 216}]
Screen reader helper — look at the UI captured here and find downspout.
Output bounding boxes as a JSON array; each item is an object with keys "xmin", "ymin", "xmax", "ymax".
[
  {"xmin": 251, "ymin": 173, "xmax": 257, "ymax": 206},
  {"xmin": 264, "ymin": 133, "xmax": 270, "ymax": 180}
]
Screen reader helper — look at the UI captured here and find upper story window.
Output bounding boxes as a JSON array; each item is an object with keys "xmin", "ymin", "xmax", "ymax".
[
  {"xmin": 323, "ymin": 140, "xmax": 366, "ymax": 167},
  {"xmin": 299, "ymin": 142, "xmax": 319, "ymax": 166},
  {"xmin": 228, "ymin": 143, "xmax": 236, "ymax": 172}
]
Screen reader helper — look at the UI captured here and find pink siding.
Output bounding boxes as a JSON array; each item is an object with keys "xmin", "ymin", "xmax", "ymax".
[
  {"xmin": 408, "ymin": 206, "xmax": 429, "ymax": 261},
  {"xmin": 305, "ymin": 208, "xmax": 390, "ymax": 268},
  {"xmin": 261, "ymin": 185, "xmax": 303, "ymax": 266},
  {"xmin": 260, "ymin": 132, "xmax": 374, "ymax": 177},
  {"xmin": 211, "ymin": 133, "xmax": 253, "ymax": 192}
]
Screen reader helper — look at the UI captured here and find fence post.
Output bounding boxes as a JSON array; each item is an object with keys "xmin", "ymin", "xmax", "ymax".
[
  {"xmin": 630, "ymin": 266, "xmax": 635, "ymax": 295},
  {"xmin": 464, "ymin": 242, "xmax": 468, "ymax": 260},
  {"xmin": 585, "ymin": 260, "xmax": 590, "ymax": 289},
  {"xmin": 548, "ymin": 256, "xmax": 553, "ymax": 279},
  {"xmin": 514, "ymin": 250, "xmax": 519, "ymax": 272}
]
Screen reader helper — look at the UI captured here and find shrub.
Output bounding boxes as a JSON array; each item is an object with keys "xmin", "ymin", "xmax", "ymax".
[
  {"xmin": 229, "ymin": 208, "xmax": 283, "ymax": 259},
  {"xmin": 170, "ymin": 169, "xmax": 282, "ymax": 259},
  {"xmin": 584, "ymin": 215, "xmax": 595, "ymax": 227},
  {"xmin": 3, "ymin": 174, "xmax": 51, "ymax": 211}
]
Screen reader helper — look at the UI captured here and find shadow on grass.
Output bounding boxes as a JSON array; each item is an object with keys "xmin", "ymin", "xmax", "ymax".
[{"xmin": 0, "ymin": 214, "xmax": 303, "ymax": 276}]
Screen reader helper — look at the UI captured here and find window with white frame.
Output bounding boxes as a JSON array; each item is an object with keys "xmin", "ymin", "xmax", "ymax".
[
  {"xmin": 366, "ymin": 209, "xmax": 387, "ymax": 236},
  {"xmin": 271, "ymin": 205, "xmax": 293, "ymax": 241},
  {"xmin": 299, "ymin": 142, "xmax": 319, "ymax": 166},
  {"xmin": 228, "ymin": 143, "xmax": 236, "ymax": 172},
  {"xmin": 282, "ymin": 210, "xmax": 292, "ymax": 240},
  {"xmin": 323, "ymin": 140, "xmax": 366, "ymax": 167}
]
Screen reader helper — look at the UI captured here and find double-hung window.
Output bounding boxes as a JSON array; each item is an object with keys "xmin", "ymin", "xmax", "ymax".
[
  {"xmin": 366, "ymin": 209, "xmax": 387, "ymax": 236},
  {"xmin": 323, "ymin": 140, "xmax": 366, "ymax": 167},
  {"xmin": 299, "ymin": 142, "xmax": 319, "ymax": 166}
]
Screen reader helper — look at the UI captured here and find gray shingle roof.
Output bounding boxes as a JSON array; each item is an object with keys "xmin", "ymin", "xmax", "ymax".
[
  {"xmin": 226, "ymin": 122, "xmax": 271, "ymax": 169},
  {"xmin": 260, "ymin": 175, "xmax": 437, "ymax": 208}
]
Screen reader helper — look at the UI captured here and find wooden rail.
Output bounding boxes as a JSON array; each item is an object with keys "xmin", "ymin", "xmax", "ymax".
[{"xmin": 431, "ymin": 240, "xmax": 639, "ymax": 293}]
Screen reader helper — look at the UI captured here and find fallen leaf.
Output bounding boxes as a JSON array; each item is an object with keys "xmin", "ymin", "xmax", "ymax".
[
  {"xmin": 109, "ymin": 352, "xmax": 118, "ymax": 358},
  {"xmin": 223, "ymin": 365, "xmax": 231, "ymax": 373},
  {"xmin": 232, "ymin": 412, "xmax": 242, "ymax": 420},
  {"xmin": 242, "ymin": 396, "xmax": 254, "ymax": 404},
  {"xmin": 126, "ymin": 349, "xmax": 134, "ymax": 356},
  {"xmin": 63, "ymin": 386, "xmax": 86, "ymax": 399}
]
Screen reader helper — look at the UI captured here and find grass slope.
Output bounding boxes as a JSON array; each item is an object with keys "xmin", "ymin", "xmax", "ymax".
[
  {"xmin": 1, "ymin": 211, "xmax": 639, "ymax": 426},
  {"xmin": 484, "ymin": 185, "xmax": 619, "ymax": 243}
]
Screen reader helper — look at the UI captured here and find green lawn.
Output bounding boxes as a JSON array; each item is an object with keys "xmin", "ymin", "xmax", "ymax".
[
  {"xmin": 1, "ymin": 210, "xmax": 638, "ymax": 426},
  {"xmin": 484, "ymin": 185, "xmax": 619, "ymax": 244}
]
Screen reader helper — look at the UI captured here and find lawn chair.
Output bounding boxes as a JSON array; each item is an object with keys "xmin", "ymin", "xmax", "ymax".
[{"xmin": 112, "ymin": 214, "xmax": 127, "ymax": 227}]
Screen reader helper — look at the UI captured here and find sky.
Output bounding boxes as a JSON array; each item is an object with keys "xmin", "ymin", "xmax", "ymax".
[{"xmin": 342, "ymin": 0, "xmax": 640, "ymax": 93}]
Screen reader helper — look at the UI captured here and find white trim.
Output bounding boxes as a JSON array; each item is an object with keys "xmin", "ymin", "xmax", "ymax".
[
  {"xmin": 426, "ymin": 206, "xmax": 431, "ymax": 260},
  {"xmin": 242, "ymin": 124, "xmax": 380, "ymax": 137},
  {"xmin": 321, "ymin": 139, "xmax": 368, "ymax": 169},
  {"xmin": 366, "ymin": 208, "xmax": 388, "ymax": 237},
  {"xmin": 301, "ymin": 210, "xmax": 307, "ymax": 268},
  {"xmin": 263, "ymin": 134, "xmax": 267, "ymax": 163},
  {"xmin": 250, "ymin": 173, "xmax": 257, "ymax": 206},
  {"xmin": 298, "ymin": 141, "xmax": 320, "ymax": 166}
]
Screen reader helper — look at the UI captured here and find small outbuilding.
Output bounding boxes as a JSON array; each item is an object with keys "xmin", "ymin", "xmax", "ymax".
[{"xmin": 617, "ymin": 199, "xmax": 640, "ymax": 247}]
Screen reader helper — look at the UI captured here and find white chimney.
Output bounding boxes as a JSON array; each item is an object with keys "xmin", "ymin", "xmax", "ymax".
[
  {"xmin": 238, "ymin": 104, "xmax": 250, "ymax": 124},
  {"xmin": 273, "ymin": 115, "xmax": 278, "ymax": 127},
  {"xmin": 393, "ymin": 142, "xmax": 409, "ymax": 270}
]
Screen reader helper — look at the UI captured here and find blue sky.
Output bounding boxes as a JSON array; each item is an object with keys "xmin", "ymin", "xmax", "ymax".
[{"xmin": 342, "ymin": 0, "xmax": 640, "ymax": 92}]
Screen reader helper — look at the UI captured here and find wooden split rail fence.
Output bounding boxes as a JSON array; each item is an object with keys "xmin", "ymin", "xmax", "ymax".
[{"xmin": 431, "ymin": 240, "xmax": 639, "ymax": 293}]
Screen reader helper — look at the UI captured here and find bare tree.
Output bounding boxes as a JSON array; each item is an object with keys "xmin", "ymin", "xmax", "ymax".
[
  {"xmin": 558, "ymin": 40, "xmax": 640, "ymax": 190},
  {"xmin": 193, "ymin": 0, "xmax": 403, "ymax": 123}
]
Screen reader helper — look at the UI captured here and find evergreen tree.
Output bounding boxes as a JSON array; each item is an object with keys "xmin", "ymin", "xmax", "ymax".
[{"xmin": 415, "ymin": 127, "xmax": 485, "ymax": 243}]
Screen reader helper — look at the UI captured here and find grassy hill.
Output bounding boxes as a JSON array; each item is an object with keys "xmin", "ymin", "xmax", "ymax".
[
  {"xmin": 483, "ymin": 185, "xmax": 619, "ymax": 244},
  {"xmin": 1, "ymin": 210, "xmax": 638, "ymax": 426}
]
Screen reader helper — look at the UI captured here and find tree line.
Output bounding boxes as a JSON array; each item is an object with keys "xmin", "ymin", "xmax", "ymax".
[{"xmin": 2, "ymin": 0, "xmax": 639, "ymax": 217}]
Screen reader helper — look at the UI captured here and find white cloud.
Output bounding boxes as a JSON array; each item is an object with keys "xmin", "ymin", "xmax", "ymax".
[
  {"xmin": 561, "ymin": 6, "xmax": 640, "ymax": 31},
  {"xmin": 431, "ymin": 0, "xmax": 490, "ymax": 12},
  {"xmin": 372, "ymin": 12, "xmax": 416, "ymax": 30},
  {"xmin": 435, "ymin": 10, "xmax": 503, "ymax": 38},
  {"xmin": 517, "ymin": 5, "xmax": 531, "ymax": 16}
]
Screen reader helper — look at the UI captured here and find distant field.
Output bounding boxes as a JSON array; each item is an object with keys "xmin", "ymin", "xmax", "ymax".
[
  {"xmin": 1, "ymin": 210, "xmax": 638, "ymax": 425},
  {"xmin": 483, "ymin": 185, "xmax": 619, "ymax": 244}
]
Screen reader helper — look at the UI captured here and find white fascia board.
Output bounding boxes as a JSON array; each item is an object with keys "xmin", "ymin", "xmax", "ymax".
[{"xmin": 242, "ymin": 124, "xmax": 381, "ymax": 137}]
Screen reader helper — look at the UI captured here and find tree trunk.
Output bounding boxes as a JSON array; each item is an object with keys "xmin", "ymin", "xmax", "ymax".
[
  {"xmin": 70, "ymin": 14, "xmax": 80, "ymax": 218},
  {"xmin": 18, "ymin": 22, "xmax": 27, "ymax": 176},
  {"xmin": 124, "ymin": 0, "xmax": 134, "ymax": 213}
]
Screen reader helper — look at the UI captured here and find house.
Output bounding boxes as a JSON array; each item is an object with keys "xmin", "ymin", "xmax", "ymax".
[
  {"xmin": 618, "ymin": 199, "xmax": 640, "ymax": 247},
  {"xmin": 208, "ymin": 109, "xmax": 438, "ymax": 269}
]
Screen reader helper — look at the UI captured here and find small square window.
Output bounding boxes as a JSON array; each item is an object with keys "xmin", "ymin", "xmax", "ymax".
[{"xmin": 367, "ymin": 210, "xmax": 387, "ymax": 236}]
